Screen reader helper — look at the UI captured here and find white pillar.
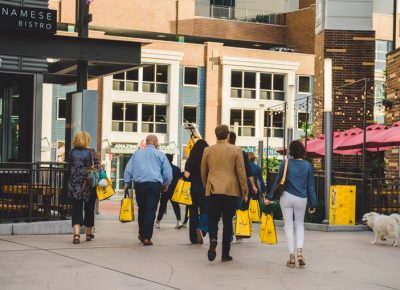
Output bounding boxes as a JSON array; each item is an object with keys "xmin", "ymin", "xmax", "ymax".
[{"xmin": 168, "ymin": 62, "xmax": 180, "ymax": 146}]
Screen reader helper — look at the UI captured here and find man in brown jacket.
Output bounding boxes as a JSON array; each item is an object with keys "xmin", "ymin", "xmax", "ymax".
[{"xmin": 201, "ymin": 125, "xmax": 248, "ymax": 262}]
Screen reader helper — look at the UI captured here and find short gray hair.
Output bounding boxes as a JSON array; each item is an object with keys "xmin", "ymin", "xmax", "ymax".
[{"xmin": 146, "ymin": 134, "xmax": 158, "ymax": 145}]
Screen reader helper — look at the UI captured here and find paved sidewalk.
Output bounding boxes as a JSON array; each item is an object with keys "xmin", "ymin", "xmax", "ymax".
[{"xmin": 1, "ymin": 202, "xmax": 400, "ymax": 290}]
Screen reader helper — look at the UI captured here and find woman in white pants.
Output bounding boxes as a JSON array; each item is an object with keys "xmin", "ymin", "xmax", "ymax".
[{"xmin": 265, "ymin": 141, "xmax": 317, "ymax": 268}]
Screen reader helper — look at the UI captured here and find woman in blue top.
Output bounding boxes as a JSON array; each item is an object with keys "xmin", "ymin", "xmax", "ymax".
[
  {"xmin": 247, "ymin": 152, "xmax": 266, "ymax": 198},
  {"xmin": 265, "ymin": 140, "xmax": 317, "ymax": 268}
]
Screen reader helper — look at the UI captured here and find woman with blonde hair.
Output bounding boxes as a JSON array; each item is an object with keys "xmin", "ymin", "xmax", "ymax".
[{"xmin": 67, "ymin": 131, "xmax": 99, "ymax": 244}]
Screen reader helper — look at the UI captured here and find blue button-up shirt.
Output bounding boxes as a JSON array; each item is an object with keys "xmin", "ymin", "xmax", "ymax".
[{"xmin": 124, "ymin": 145, "xmax": 173, "ymax": 187}]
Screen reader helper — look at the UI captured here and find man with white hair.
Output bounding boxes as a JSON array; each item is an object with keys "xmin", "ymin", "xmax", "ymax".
[{"xmin": 124, "ymin": 135, "xmax": 172, "ymax": 246}]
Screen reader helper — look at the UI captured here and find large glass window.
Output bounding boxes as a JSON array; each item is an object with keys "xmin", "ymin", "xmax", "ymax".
[
  {"xmin": 260, "ymin": 73, "xmax": 285, "ymax": 100},
  {"xmin": 112, "ymin": 70, "xmax": 139, "ymax": 92},
  {"xmin": 297, "ymin": 112, "xmax": 309, "ymax": 130},
  {"xmin": 264, "ymin": 111, "xmax": 284, "ymax": 138},
  {"xmin": 230, "ymin": 109, "xmax": 255, "ymax": 137},
  {"xmin": 112, "ymin": 102, "xmax": 138, "ymax": 132},
  {"xmin": 298, "ymin": 76, "xmax": 311, "ymax": 94},
  {"xmin": 184, "ymin": 67, "xmax": 199, "ymax": 86},
  {"xmin": 143, "ymin": 64, "xmax": 168, "ymax": 94},
  {"xmin": 375, "ymin": 40, "xmax": 393, "ymax": 71},
  {"xmin": 230, "ymin": 71, "xmax": 256, "ymax": 99},
  {"xmin": 183, "ymin": 106, "xmax": 197, "ymax": 124},
  {"xmin": 142, "ymin": 104, "xmax": 167, "ymax": 133},
  {"xmin": 57, "ymin": 98, "xmax": 66, "ymax": 120}
]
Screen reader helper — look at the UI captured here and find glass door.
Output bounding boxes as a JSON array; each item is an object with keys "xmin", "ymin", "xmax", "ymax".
[{"xmin": 0, "ymin": 86, "xmax": 20, "ymax": 162}]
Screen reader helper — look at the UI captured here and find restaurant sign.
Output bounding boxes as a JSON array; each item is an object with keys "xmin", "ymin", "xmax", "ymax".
[{"xmin": 0, "ymin": 4, "xmax": 57, "ymax": 34}]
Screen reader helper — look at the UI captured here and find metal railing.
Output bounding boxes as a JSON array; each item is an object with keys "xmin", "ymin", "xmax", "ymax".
[
  {"xmin": 0, "ymin": 162, "xmax": 70, "ymax": 223},
  {"xmin": 195, "ymin": 3, "xmax": 285, "ymax": 25},
  {"xmin": 266, "ymin": 170, "xmax": 400, "ymax": 220}
]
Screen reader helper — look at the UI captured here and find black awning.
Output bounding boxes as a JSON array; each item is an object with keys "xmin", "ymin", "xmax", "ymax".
[
  {"xmin": 0, "ymin": 31, "xmax": 142, "ymax": 83},
  {"xmin": 45, "ymin": 60, "xmax": 144, "ymax": 85}
]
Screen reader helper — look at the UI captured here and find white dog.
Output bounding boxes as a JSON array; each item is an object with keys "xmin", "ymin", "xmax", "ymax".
[{"xmin": 362, "ymin": 212, "xmax": 399, "ymax": 247}]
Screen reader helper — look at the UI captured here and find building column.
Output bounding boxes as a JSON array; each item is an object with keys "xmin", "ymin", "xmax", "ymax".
[
  {"xmin": 32, "ymin": 73, "xmax": 44, "ymax": 162},
  {"xmin": 205, "ymin": 42, "xmax": 224, "ymax": 144},
  {"xmin": 168, "ymin": 61, "xmax": 180, "ymax": 146}
]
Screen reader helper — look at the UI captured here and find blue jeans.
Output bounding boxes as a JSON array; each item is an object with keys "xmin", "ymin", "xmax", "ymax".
[
  {"xmin": 189, "ymin": 181, "xmax": 208, "ymax": 244},
  {"xmin": 135, "ymin": 182, "xmax": 161, "ymax": 240}
]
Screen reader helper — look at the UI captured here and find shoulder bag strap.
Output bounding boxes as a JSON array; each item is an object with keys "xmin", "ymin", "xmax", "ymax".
[
  {"xmin": 280, "ymin": 159, "xmax": 289, "ymax": 185},
  {"xmin": 89, "ymin": 148, "xmax": 94, "ymax": 167}
]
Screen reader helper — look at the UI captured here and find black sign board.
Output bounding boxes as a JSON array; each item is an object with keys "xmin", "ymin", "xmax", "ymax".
[{"xmin": 0, "ymin": 4, "xmax": 57, "ymax": 34}]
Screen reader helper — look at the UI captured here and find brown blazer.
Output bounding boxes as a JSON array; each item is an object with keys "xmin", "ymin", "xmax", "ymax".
[{"xmin": 201, "ymin": 141, "xmax": 249, "ymax": 197}]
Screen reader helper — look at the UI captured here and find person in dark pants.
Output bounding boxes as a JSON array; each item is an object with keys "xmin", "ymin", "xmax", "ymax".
[
  {"xmin": 201, "ymin": 125, "xmax": 248, "ymax": 262},
  {"xmin": 67, "ymin": 131, "xmax": 99, "ymax": 245},
  {"xmin": 155, "ymin": 154, "xmax": 182, "ymax": 229},
  {"xmin": 124, "ymin": 135, "xmax": 172, "ymax": 246},
  {"xmin": 247, "ymin": 152, "xmax": 267, "ymax": 199},
  {"xmin": 229, "ymin": 132, "xmax": 258, "ymax": 198},
  {"xmin": 184, "ymin": 139, "xmax": 209, "ymax": 244}
]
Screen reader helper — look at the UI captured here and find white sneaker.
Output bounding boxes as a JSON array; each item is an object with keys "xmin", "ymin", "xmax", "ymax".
[
  {"xmin": 155, "ymin": 221, "xmax": 160, "ymax": 229},
  {"xmin": 182, "ymin": 222, "xmax": 188, "ymax": 228},
  {"xmin": 175, "ymin": 221, "xmax": 183, "ymax": 229}
]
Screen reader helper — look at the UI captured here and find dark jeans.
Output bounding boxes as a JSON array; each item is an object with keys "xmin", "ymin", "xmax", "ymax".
[
  {"xmin": 135, "ymin": 182, "xmax": 161, "ymax": 240},
  {"xmin": 208, "ymin": 194, "xmax": 237, "ymax": 256},
  {"xmin": 71, "ymin": 189, "xmax": 97, "ymax": 227},
  {"xmin": 157, "ymin": 190, "xmax": 181, "ymax": 221},
  {"xmin": 189, "ymin": 181, "xmax": 208, "ymax": 244}
]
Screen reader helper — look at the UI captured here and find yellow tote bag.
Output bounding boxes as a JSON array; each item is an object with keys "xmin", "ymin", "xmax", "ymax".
[
  {"xmin": 171, "ymin": 179, "xmax": 192, "ymax": 205},
  {"xmin": 234, "ymin": 210, "xmax": 252, "ymax": 237},
  {"xmin": 249, "ymin": 199, "xmax": 261, "ymax": 223},
  {"xmin": 260, "ymin": 213, "xmax": 277, "ymax": 245},
  {"xmin": 96, "ymin": 178, "xmax": 115, "ymax": 201},
  {"xmin": 119, "ymin": 192, "xmax": 134, "ymax": 223}
]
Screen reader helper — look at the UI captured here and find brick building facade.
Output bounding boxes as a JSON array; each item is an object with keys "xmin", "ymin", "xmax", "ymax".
[
  {"xmin": 314, "ymin": 30, "xmax": 376, "ymax": 170},
  {"xmin": 385, "ymin": 48, "xmax": 400, "ymax": 178}
]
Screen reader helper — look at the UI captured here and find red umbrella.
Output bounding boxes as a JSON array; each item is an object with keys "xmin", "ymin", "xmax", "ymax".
[
  {"xmin": 360, "ymin": 121, "xmax": 400, "ymax": 149},
  {"xmin": 335, "ymin": 124, "xmax": 388, "ymax": 150}
]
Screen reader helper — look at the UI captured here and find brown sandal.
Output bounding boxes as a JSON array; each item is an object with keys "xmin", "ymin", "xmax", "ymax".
[
  {"xmin": 73, "ymin": 234, "xmax": 80, "ymax": 244},
  {"xmin": 297, "ymin": 251, "xmax": 306, "ymax": 267},
  {"xmin": 86, "ymin": 234, "xmax": 95, "ymax": 241},
  {"xmin": 287, "ymin": 254, "xmax": 295, "ymax": 268}
]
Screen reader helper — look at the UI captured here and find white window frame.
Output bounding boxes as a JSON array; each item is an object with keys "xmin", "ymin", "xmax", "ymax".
[
  {"xmin": 182, "ymin": 105, "xmax": 198, "ymax": 125},
  {"xmin": 141, "ymin": 104, "xmax": 168, "ymax": 133},
  {"xmin": 57, "ymin": 98, "xmax": 66, "ymax": 120},
  {"xmin": 230, "ymin": 70, "xmax": 257, "ymax": 100},
  {"xmin": 183, "ymin": 67, "xmax": 199, "ymax": 86},
  {"xmin": 230, "ymin": 109, "xmax": 256, "ymax": 137},
  {"xmin": 112, "ymin": 70, "xmax": 139, "ymax": 92},
  {"xmin": 111, "ymin": 102, "xmax": 139, "ymax": 133},
  {"xmin": 298, "ymin": 75, "xmax": 311, "ymax": 94},
  {"xmin": 142, "ymin": 64, "xmax": 169, "ymax": 94},
  {"xmin": 264, "ymin": 110, "xmax": 284, "ymax": 138},
  {"xmin": 297, "ymin": 111, "xmax": 309, "ymax": 130}
]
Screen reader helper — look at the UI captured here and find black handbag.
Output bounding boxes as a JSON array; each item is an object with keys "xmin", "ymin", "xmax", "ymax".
[{"xmin": 270, "ymin": 159, "xmax": 289, "ymax": 200}]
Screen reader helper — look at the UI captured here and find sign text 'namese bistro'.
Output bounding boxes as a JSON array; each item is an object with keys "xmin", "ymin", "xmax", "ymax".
[{"xmin": 0, "ymin": 4, "xmax": 57, "ymax": 34}]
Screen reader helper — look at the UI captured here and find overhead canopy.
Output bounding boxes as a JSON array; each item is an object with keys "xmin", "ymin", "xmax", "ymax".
[{"xmin": 0, "ymin": 31, "xmax": 142, "ymax": 84}]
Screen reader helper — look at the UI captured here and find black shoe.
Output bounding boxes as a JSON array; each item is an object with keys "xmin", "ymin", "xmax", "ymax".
[
  {"xmin": 222, "ymin": 255, "xmax": 233, "ymax": 262},
  {"xmin": 208, "ymin": 240, "xmax": 218, "ymax": 261}
]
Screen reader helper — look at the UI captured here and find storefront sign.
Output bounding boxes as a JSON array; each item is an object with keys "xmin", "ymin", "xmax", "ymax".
[
  {"xmin": 0, "ymin": 4, "xmax": 57, "ymax": 34},
  {"xmin": 111, "ymin": 142, "xmax": 178, "ymax": 154}
]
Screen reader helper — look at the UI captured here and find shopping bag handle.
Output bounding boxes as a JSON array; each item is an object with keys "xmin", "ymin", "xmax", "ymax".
[{"xmin": 124, "ymin": 189, "xmax": 130, "ymax": 198}]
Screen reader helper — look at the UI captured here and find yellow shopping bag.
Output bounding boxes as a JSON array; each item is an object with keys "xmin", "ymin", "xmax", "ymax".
[
  {"xmin": 96, "ymin": 178, "xmax": 115, "ymax": 201},
  {"xmin": 234, "ymin": 209, "xmax": 252, "ymax": 237},
  {"xmin": 171, "ymin": 179, "xmax": 192, "ymax": 205},
  {"xmin": 260, "ymin": 213, "xmax": 277, "ymax": 245},
  {"xmin": 249, "ymin": 199, "xmax": 261, "ymax": 223},
  {"xmin": 119, "ymin": 192, "xmax": 134, "ymax": 223}
]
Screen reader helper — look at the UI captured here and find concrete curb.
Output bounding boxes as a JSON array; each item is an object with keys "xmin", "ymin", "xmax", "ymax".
[
  {"xmin": 0, "ymin": 220, "xmax": 76, "ymax": 235},
  {"xmin": 274, "ymin": 220, "xmax": 370, "ymax": 232}
]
